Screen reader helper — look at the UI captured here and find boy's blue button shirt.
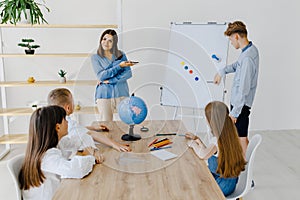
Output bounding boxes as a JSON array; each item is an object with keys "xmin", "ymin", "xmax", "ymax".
[
  {"xmin": 219, "ymin": 42, "xmax": 259, "ymax": 118},
  {"xmin": 91, "ymin": 52, "xmax": 132, "ymax": 100}
]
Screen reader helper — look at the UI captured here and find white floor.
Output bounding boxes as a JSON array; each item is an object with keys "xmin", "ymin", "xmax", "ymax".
[
  {"xmin": 244, "ymin": 130, "xmax": 300, "ymax": 200},
  {"xmin": 0, "ymin": 130, "xmax": 299, "ymax": 200}
]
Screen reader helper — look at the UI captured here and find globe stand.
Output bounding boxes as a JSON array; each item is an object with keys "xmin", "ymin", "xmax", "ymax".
[
  {"xmin": 121, "ymin": 125, "xmax": 141, "ymax": 141},
  {"xmin": 140, "ymin": 126, "xmax": 149, "ymax": 132}
]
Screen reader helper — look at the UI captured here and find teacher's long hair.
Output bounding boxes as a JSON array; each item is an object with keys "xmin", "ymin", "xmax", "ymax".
[
  {"xmin": 205, "ymin": 101, "xmax": 246, "ymax": 178},
  {"xmin": 19, "ymin": 106, "xmax": 66, "ymax": 190},
  {"xmin": 97, "ymin": 29, "xmax": 123, "ymax": 59}
]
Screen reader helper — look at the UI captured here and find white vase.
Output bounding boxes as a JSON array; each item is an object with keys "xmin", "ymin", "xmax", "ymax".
[{"xmin": 59, "ymin": 77, "xmax": 66, "ymax": 83}]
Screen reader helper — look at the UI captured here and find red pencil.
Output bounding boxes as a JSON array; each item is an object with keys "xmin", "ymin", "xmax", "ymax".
[{"xmin": 148, "ymin": 138, "xmax": 158, "ymax": 147}]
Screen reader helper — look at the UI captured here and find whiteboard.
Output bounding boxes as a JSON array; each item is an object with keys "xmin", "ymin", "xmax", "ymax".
[{"xmin": 161, "ymin": 22, "xmax": 228, "ymax": 109}]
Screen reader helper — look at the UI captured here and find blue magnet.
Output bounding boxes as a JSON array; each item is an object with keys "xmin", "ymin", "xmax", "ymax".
[
  {"xmin": 184, "ymin": 66, "xmax": 188, "ymax": 70},
  {"xmin": 195, "ymin": 77, "xmax": 199, "ymax": 81},
  {"xmin": 212, "ymin": 54, "xmax": 220, "ymax": 62}
]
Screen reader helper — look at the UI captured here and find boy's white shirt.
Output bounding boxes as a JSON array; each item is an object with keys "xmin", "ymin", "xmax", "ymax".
[
  {"xmin": 58, "ymin": 116, "xmax": 97, "ymax": 159},
  {"xmin": 22, "ymin": 148, "xmax": 95, "ymax": 200}
]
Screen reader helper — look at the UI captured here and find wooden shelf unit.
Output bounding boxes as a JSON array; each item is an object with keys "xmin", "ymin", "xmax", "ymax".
[
  {"xmin": 0, "ymin": 23, "xmax": 117, "ymax": 158},
  {"xmin": 0, "ymin": 106, "xmax": 99, "ymax": 116},
  {"xmin": 0, "ymin": 134, "xmax": 28, "ymax": 144},
  {"xmin": 0, "ymin": 24, "xmax": 118, "ymax": 29}
]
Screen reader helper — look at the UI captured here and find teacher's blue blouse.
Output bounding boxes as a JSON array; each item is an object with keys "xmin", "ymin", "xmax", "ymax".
[{"xmin": 91, "ymin": 52, "xmax": 132, "ymax": 100}]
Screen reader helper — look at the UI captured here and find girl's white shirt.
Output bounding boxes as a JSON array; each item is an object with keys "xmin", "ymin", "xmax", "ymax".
[{"xmin": 22, "ymin": 148, "xmax": 95, "ymax": 200}]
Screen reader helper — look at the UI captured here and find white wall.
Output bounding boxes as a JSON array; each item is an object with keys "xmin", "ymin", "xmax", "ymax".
[
  {"xmin": 1, "ymin": 0, "xmax": 299, "ymax": 132},
  {"xmin": 121, "ymin": 0, "xmax": 300, "ymax": 131}
]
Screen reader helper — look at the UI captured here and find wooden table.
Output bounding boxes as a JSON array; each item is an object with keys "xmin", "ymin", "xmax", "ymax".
[{"xmin": 53, "ymin": 120, "xmax": 225, "ymax": 200}]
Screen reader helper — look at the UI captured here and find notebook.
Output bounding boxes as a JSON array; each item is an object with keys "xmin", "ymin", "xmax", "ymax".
[{"xmin": 150, "ymin": 149, "xmax": 178, "ymax": 161}]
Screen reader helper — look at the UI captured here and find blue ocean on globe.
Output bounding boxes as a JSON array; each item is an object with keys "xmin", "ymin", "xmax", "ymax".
[{"xmin": 118, "ymin": 96, "xmax": 148, "ymax": 125}]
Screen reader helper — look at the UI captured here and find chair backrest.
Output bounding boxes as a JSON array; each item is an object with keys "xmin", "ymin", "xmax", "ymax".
[
  {"xmin": 7, "ymin": 154, "xmax": 25, "ymax": 200},
  {"xmin": 226, "ymin": 134, "xmax": 262, "ymax": 200}
]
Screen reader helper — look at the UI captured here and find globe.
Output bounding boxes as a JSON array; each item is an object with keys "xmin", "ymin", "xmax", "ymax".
[
  {"xmin": 118, "ymin": 96, "xmax": 148, "ymax": 141},
  {"xmin": 118, "ymin": 96, "xmax": 148, "ymax": 125}
]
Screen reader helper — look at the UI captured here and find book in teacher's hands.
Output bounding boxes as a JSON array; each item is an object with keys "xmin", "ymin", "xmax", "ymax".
[{"xmin": 150, "ymin": 149, "xmax": 177, "ymax": 161}]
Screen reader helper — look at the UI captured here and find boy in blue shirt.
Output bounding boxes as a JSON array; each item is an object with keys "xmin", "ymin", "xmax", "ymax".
[{"xmin": 214, "ymin": 21, "xmax": 259, "ymax": 157}]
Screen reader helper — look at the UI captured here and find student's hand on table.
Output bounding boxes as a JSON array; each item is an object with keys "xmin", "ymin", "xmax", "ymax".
[
  {"xmin": 93, "ymin": 124, "xmax": 109, "ymax": 132},
  {"xmin": 93, "ymin": 150, "xmax": 105, "ymax": 164},
  {"xmin": 187, "ymin": 139, "xmax": 204, "ymax": 150},
  {"xmin": 185, "ymin": 132, "xmax": 198, "ymax": 140},
  {"xmin": 214, "ymin": 73, "xmax": 222, "ymax": 85},
  {"xmin": 195, "ymin": 138, "xmax": 204, "ymax": 147},
  {"xmin": 98, "ymin": 125, "xmax": 109, "ymax": 132},
  {"xmin": 113, "ymin": 142, "xmax": 131, "ymax": 152},
  {"xmin": 86, "ymin": 124, "xmax": 109, "ymax": 132}
]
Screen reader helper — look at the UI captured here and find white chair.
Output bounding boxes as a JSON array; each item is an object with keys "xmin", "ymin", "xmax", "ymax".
[
  {"xmin": 0, "ymin": 154, "xmax": 25, "ymax": 200},
  {"xmin": 226, "ymin": 134, "xmax": 262, "ymax": 200}
]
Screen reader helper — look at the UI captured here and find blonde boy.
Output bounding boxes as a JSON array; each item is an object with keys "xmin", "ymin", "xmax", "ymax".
[{"xmin": 47, "ymin": 88, "xmax": 131, "ymax": 152}]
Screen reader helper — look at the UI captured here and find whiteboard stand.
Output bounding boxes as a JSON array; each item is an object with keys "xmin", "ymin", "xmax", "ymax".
[
  {"xmin": 160, "ymin": 22, "xmax": 229, "ymax": 132},
  {"xmin": 171, "ymin": 105, "xmax": 204, "ymax": 120}
]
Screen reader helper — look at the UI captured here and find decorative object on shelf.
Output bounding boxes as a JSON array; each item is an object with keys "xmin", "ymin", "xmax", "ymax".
[
  {"xmin": 58, "ymin": 69, "xmax": 67, "ymax": 83},
  {"xmin": 18, "ymin": 38, "xmax": 40, "ymax": 54},
  {"xmin": 27, "ymin": 76, "xmax": 35, "ymax": 83},
  {"xmin": 75, "ymin": 101, "xmax": 81, "ymax": 111},
  {"xmin": 0, "ymin": 0, "xmax": 50, "ymax": 25},
  {"xmin": 75, "ymin": 104, "xmax": 81, "ymax": 111}
]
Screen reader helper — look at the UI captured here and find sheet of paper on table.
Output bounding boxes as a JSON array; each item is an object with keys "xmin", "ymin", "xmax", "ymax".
[{"xmin": 150, "ymin": 149, "xmax": 178, "ymax": 161}]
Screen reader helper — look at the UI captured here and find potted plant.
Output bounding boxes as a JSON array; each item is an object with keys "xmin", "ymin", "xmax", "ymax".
[
  {"xmin": 58, "ymin": 69, "xmax": 67, "ymax": 83},
  {"xmin": 0, "ymin": 0, "xmax": 50, "ymax": 25},
  {"xmin": 18, "ymin": 38, "xmax": 40, "ymax": 54}
]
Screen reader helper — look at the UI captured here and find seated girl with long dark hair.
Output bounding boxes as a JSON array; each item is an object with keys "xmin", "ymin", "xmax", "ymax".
[{"xmin": 19, "ymin": 106, "xmax": 100, "ymax": 200}]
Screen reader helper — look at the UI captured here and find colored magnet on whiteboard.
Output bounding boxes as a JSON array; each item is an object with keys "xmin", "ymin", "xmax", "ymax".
[
  {"xmin": 189, "ymin": 70, "xmax": 193, "ymax": 74},
  {"xmin": 184, "ymin": 66, "xmax": 188, "ymax": 70},
  {"xmin": 180, "ymin": 61, "xmax": 185, "ymax": 65},
  {"xmin": 212, "ymin": 54, "xmax": 221, "ymax": 62},
  {"xmin": 195, "ymin": 77, "xmax": 199, "ymax": 81}
]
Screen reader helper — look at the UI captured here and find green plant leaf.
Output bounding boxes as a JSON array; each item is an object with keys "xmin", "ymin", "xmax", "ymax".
[
  {"xmin": 21, "ymin": 38, "xmax": 34, "ymax": 42},
  {"xmin": 18, "ymin": 38, "xmax": 39, "ymax": 50},
  {"xmin": 31, "ymin": 45, "xmax": 40, "ymax": 49},
  {"xmin": 58, "ymin": 69, "xmax": 67, "ymax": 77},
  {"xmin": 0, "ymin": 0, "xmax": 50, "ymax": 24}
]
